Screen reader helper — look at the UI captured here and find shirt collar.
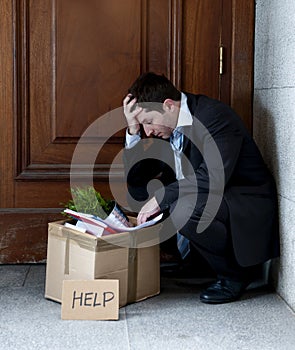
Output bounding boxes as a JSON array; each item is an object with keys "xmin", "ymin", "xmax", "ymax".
[{"xmin": 175, "ymin": 92, "xmax": 193, "ymax": 129}]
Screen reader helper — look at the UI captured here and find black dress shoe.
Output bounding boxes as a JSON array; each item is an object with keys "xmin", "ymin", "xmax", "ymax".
[{"xmin": 200, "ymin": 279, "xmax": 249, "ymax": 304}]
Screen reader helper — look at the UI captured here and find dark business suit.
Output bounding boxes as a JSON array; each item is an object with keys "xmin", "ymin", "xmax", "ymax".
[{"xmin": 124, "ymin": 93, "xmax": 279, "ymax": 280}]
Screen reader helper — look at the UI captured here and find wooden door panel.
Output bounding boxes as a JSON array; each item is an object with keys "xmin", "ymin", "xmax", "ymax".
[
  {"xmin": 22, "ymin": 0, "xmax": 141, "ymax": 176},
  {"xmin": 0, "ymin": 209, "xmax": 64, "ymax": 263},
  {"xmin": 17, "ymin": 0, "xmax": 178, "ymax": 180},
  {"xmin": 182, "ymin": 0, "xmax": 222, "ymax": 98},
  {"xmin": 56, "ymin": 0, "xmax": 142, "ymax": 137}
]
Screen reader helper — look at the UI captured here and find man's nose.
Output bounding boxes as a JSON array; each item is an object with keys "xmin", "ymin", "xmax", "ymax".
[{"xmin": 144, "ymin": 125, "xmax": 153, "ymax": 136}]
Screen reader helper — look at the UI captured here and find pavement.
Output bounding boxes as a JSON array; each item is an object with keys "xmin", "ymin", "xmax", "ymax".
[{"xmin": 0, "ymin": 264, "xmax": 295, "ymax": 350}]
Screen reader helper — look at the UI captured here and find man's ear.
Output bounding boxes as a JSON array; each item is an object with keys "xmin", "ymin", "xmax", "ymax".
[{"xmin": 163, "ymin": 99, "xmax": 176, "ymax": 112}]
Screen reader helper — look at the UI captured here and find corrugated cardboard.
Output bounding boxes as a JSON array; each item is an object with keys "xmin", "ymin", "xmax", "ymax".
[
  {"xmin": 45, "ymin": 219, "xmax": 161, "ymax": 307},
  {"xmin": 61, "ymin": 280, "xmax": 119, "ymax": 320}
]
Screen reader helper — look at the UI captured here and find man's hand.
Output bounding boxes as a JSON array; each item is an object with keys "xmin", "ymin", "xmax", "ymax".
[
  {"xmin": 137, "ymin": 196, "xmax": 161, "ymax": 225},
  {"xmin": 123, "ymin": 94, "xmax": 142, "ymax": 135}
]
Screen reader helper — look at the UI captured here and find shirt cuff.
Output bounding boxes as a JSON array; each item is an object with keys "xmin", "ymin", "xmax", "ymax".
[{"xmin": 125, "ymin": 129, "xmax": 141, "ymax": 149}]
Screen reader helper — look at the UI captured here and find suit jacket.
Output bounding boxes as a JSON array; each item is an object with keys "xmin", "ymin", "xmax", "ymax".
[{"xmin": 124, "ymin": 93, "xmax": 280, "ymax": 266}]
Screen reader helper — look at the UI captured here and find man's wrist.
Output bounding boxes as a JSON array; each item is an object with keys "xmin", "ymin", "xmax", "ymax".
[
  {"xmin": 125, "ymin": 128, "xmax": 141, "ymax": 149},
  {"xmin": 127, "ymin": 126, "xmax": 140, "ymax": 135}
]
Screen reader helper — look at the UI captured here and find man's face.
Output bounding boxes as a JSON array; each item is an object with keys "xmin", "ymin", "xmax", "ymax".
[{"xmin": 136, "ymin": 109, "xmax": 175, "ymax": 139}]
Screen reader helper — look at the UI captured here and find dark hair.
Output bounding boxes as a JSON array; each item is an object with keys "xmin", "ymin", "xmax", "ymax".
[{"xmin": 128, "ymin": 72, "xmax": 181, "ymax": 112}]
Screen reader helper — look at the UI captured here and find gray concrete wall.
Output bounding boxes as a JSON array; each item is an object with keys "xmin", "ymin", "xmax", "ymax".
[{"xmin": 253, "ymin": 0, "xmax": 295, "ymax": 310}]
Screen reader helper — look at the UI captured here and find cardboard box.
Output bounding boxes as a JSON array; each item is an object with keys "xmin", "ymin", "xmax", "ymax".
[{"xmin": 45, "ymin": 220, "xmax": 161, "ymax": 307}]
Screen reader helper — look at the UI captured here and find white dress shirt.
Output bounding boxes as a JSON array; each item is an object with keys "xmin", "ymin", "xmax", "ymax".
[{"xmin": 170, "ymin": 93, "xmax": 193, "ymax": 180}]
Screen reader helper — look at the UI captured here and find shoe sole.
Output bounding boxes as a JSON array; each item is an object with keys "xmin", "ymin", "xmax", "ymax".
[{"xmin": 200, "ymin": 296, "xmax": 241, "ymax": 304}]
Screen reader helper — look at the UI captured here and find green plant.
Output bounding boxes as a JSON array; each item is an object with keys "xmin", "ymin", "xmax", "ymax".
[{"xmin": 62, "ymin": 187, "xmax": 113, "ymax": 219}]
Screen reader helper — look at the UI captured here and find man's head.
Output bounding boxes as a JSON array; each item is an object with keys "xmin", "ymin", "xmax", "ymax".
[
  {"xmin": 128, "ymin": 72, "xmax": 181, "ymax": 110},
  {"xmin": 128, "ymin": 72, "xmax": 181, "ymax": 138}
]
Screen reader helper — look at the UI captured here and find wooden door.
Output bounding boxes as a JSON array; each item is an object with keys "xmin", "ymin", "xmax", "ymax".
[{"xmin": 0, "ymin": 0, "xmax": 254, "ymax": 263}]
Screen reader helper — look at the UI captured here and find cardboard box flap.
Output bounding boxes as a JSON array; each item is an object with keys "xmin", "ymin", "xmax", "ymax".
[
  {"xmin": 48, "ymin": 222, "xmax": 129, "ymax": 252},
  {"xmin": 49, "ymin": 219, "xmax": 162, "ymax": 250},
  {"xmin": 103, "ymin": 223, "xmax": 162, "ymax": 249}
]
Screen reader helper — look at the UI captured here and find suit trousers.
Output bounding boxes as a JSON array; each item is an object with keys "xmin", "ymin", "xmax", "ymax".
[
  {"xmin": 169, "ymin": 193, "xmax": 258, "ymax": 282},
  {"xmin": 127, "ymin": 184, "xmax": 258, "ymax": 282}
]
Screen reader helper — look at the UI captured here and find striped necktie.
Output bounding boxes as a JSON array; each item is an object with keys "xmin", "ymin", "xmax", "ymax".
[{"xmin": 170, "ymin": 128, "xmax": 190, "ymax": 259}]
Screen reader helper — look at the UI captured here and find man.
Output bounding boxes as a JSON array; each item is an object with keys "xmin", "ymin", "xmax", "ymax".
[{"xmin": 123, "ymin": 72, "xmax": 279, "ymax": 304}]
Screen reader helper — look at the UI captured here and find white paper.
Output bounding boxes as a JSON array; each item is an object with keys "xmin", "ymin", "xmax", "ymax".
[
  {"xmin": 64, "ymin": 208, "xmax": 163, "ymax": 233},
  {"xmin": 124, "ymin": 213, "xmax": 163, "ymax": 231}
]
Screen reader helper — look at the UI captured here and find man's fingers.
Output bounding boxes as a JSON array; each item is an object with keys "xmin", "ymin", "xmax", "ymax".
[
  {"xmin": 123, "ymin": 94, "xmax": 135, "ymax": 108},
  {"xmin": 137, "ymin": 212, "xmax": 148, "ymax": 225},
  {"xmin": 123, "ymin": 95, "xmax": 142, "ymax": 113},
  {"xmin": 123, "ymin": 93, "xmax": 133, "ymax": 105},
  {"xmin": 137, "ymin": 197, "xmax": 160, "ymax": 225},
  {"xmin": 137, "ymin": 213, "xmax": 144, "ymax": 225}
]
